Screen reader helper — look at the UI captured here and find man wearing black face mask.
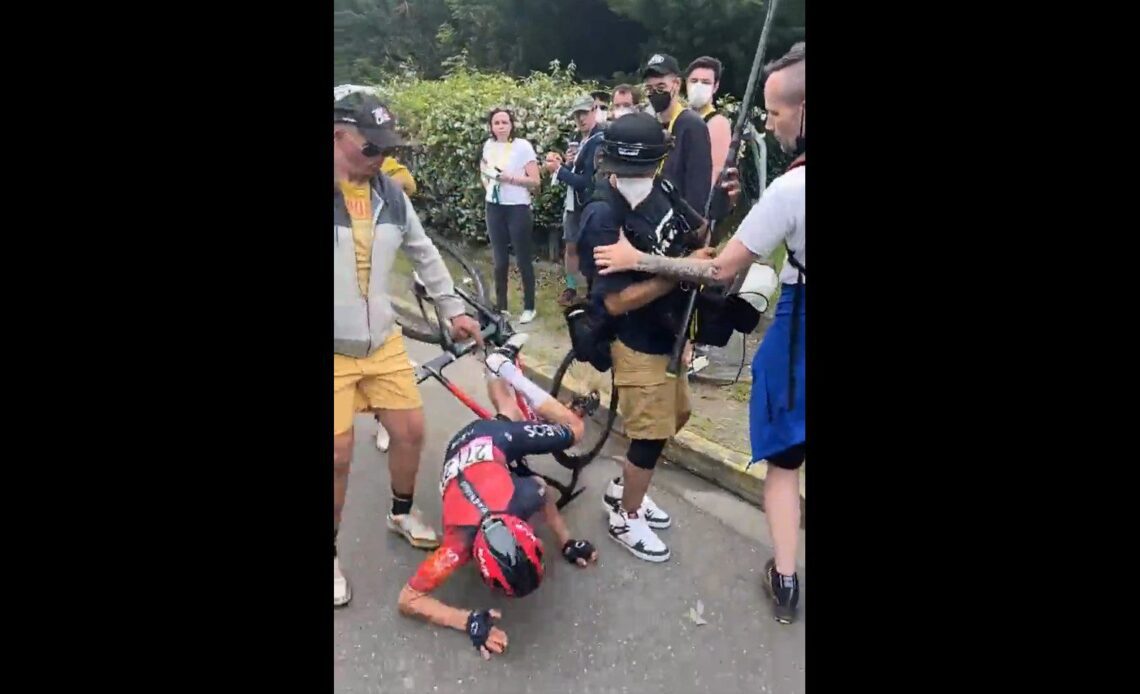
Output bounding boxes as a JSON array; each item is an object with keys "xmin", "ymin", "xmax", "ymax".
[{"xmin": 642, "ymin": 53, "xmax": 713, "ymax": 215}]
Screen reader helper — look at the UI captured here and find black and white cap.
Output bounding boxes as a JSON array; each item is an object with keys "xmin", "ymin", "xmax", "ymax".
[
  {"xmin": 642, "ymin": 53, "xmax": 681, "ymax": 78},
  {"xmin": 333, "ymin": 85, "xmax": 407, "ymax": 149}
]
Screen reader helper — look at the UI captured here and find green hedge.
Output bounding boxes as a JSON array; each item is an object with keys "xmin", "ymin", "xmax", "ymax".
[
  {"xmin": 367, "ymin": 56, "xmax": 603, "ymax": 244},
  {"xmin": 366, "ymin": 55, "xmax": 772, "ymax": 245}
]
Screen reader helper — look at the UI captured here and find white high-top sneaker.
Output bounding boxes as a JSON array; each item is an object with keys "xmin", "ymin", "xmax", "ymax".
[
  {"xmin": 603, "ymin": 478, "xmax": 671, "ymax": 529},
  {"xmin": 607, "ymin": 507, "xmax": 670, "ymax": 562}
]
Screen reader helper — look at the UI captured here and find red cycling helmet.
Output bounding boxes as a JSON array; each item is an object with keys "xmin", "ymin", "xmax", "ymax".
[{"xmin": 472, "ymin": 513, "xmax": 545, "ymax": 597}]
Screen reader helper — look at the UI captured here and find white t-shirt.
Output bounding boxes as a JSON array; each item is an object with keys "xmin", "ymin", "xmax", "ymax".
[
  {"xmin": 481, "ymin": 138, "xmax": 538, "ymax": 206},
  {"xmin": 735, "ymin": 166, "xmax": 805, "ymax": 285}
]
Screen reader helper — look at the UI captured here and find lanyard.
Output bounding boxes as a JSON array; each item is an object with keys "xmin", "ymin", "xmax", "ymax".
[{"xmin": 489, "ymin": 140, "xmax": 513, "ymax": 204}]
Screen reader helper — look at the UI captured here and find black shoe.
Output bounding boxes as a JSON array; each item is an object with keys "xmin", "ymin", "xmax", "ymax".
[{"xmin": 763, "ymin": 559, "xmax": 799, "ymax": 624}]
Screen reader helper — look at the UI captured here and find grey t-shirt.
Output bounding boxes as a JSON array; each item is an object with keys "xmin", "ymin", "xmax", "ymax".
[{"xmin": 735, "ymin": 166, "xmax": 805, "ymax": 284}]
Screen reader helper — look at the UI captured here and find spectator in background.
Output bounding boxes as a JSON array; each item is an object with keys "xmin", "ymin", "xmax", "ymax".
[
  {"xmin": 611, "ymin": 83, "xmax": 642, "ymax": 118},
  {"xmin": 480, "ymin": 108, "xmax": 541, "ymax": 324},
  {"xmin": 591, "ymin": 90, "xmax": 610, "ymax": 125},
  {"xmin": 684, "ymin": 56, "xmax": 734, "ymax": 375},
  {"xmin": 380, "ymin": 155, "xmax": 417, "ymax": 197},
  {"xmin": 641, "ymin": 53, "xmax": 712, "ymax": 213},
  {"xmin": 685, "ymin": 56, "xmax": 732, "ymax": 186},
  {"xmin": 545, "ymin": 95, "xmax": 606, "ymax": 307}
]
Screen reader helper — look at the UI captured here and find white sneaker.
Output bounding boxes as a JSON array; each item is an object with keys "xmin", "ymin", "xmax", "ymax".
[
  {"xmin": 608, "ymin": 508, "xmax": 670, "ymax": 562},
  {"xmin": 387, "ymin": 508, "xmax": 441, "ymax": 550},
  {"xmin": 375, "ymin": 423, "xmax": 390, "ymax": 452},
  {"xmin": 334, "ymin": 557, "xmax": 352, "ymax": 607},
  {"xmin": 603, "ymin": 477, "xmax": 671, "ymax": 529},
  {"xmin": 518, "ymin": 309, "xmax": 537, "ymax": 324}
]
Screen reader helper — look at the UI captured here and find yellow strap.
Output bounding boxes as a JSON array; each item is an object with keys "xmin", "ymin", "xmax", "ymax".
[{"xmin": 655, "ymin": 106, "xmax": 683, "ymax": 177}]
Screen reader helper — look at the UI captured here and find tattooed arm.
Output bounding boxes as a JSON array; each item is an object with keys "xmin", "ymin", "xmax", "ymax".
[{"xmin": 594, "ymin": 233, "xmax": 758, "ymax": 285}]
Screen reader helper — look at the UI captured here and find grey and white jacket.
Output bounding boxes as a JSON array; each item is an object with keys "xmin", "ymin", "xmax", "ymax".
[{"xmin": 334, "ymin": 174, "xmax": 466, "ymax": 358}]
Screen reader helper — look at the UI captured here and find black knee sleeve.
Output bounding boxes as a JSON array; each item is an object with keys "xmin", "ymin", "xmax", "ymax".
[
  {"xmin": 627, "ymin": 439, "xmax": 667, "ymax": 470},
  {"xmin": 766, "ymin": 443, "xmax": 805, "ymax": 470}
]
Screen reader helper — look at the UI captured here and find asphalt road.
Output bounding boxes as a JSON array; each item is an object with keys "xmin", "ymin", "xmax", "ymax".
[{"xmin": 334, "ymin": 338, "xmax": 806, "ymax": 694}]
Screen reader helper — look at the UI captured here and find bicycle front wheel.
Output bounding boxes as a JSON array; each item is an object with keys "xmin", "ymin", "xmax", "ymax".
[
  {"xmin": 549, "ymin": 348, "xmax": 619, "ymax": 470},
  {"xmin": 390, "ymin": 234, "xmax": 489, "ymax": 344}
]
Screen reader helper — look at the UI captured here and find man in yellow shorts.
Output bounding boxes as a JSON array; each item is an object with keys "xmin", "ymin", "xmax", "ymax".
[{"xmin": 334, "ymin": 87, "xmax": 483, "ymax": 607}]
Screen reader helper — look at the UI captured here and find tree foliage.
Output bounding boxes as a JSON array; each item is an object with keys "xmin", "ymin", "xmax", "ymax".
[
  {"xmin": 334, "ymin": 0, "xmax": 804, "ymax": 98},
  {"xmin": 334, "ymin": 0, "xmax": 805, "ymax": 242}
]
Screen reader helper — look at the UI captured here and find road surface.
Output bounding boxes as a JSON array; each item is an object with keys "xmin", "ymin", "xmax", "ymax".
[{"xmin": 334, "ymin": 338, "xmax": 806, "ymax": 694}]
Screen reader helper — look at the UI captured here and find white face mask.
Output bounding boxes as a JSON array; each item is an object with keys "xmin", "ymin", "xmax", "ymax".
[
  {"xmin": 614, "ymin": 177, "xmax": 655, "ymax": 209},
  {"xmin": 594, "ymin": 107, "xmax": 608, "ymax": 125},
  {"xmin": 612, "ymin": 106, "xmax": 634, "ymax": 119},
  {"xmin": 687, "ymin": 82, "xmax": 714, "ymax": 109}
]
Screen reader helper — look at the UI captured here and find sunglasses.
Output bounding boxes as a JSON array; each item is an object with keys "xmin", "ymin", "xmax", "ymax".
[{"xmin": 360, "ymin": 141, "xmax": 384, "ymax": 158}]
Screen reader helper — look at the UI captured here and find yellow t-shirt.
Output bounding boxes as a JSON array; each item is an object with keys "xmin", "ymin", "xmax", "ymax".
[{"xmin": 338, "ymin": 180, "xmax": 373, "ymax": 295}]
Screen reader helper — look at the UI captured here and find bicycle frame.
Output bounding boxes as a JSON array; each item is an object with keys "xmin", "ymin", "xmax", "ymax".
[{"xmin": 409, "ymin": 283, "xmax": 581, "ymax": 508}]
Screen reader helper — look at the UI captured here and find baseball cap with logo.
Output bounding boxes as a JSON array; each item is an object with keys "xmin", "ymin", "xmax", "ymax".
[
  {"xmin": 333, "ymin": 86, "xmax": 407, "ymax": 150},
  {"xmin": 642, "ymin": 53, "xmax": 681, "ymax": 79}
]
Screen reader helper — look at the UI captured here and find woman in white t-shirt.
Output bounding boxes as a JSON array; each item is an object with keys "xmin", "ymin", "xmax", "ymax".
[{"xmin": 480, "ymin": 108, "xmax": 542, "ymax": 323}]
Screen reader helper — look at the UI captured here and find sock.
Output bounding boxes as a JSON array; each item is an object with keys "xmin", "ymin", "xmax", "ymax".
[
  {"xmin": 491, "ymin": 359, "xmax": 551, "ymax": 409},
  {"xmin": 566, "ymin": 273, "xmax": 578, "ymax": 290},
  {"xmin": 391, "ymin": 492, "xmax": 413, "ymax": 517}
]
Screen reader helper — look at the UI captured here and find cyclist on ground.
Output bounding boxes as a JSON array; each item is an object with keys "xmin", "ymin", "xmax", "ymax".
[{"xmin": 397, "ymin": 337, "xmax": 599, "ymax": 659}]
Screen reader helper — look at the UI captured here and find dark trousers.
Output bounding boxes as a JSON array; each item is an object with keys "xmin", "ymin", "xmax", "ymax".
[{"xmin": 485, "ymin": 202, "xmax": 536, "ymax": 311}]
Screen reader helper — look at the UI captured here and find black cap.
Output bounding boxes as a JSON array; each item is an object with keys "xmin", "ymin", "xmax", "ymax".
[
  {"xmin": 642, "ymin": 53, "xmax": 681, "ymax": 79},
  {"xmin": 599, "ymin": 112, "xmax": 672, "ymax": 176},
  {"xmin": 333, "ymin": 88, "xmax": 407, "ymax": 149},
  {"xmin": 590, "ymin": 89, "xmax": 610, "ymax": 103}
]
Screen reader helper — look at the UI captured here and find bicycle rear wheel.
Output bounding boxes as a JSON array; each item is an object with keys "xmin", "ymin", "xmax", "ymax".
[
  {"xmin": 549, "ymin": 348, "xmax": 619, "ymax": 470},
  {"xmin": 391, "ymin": 234, "xmax": 488, "ymax": 344}
]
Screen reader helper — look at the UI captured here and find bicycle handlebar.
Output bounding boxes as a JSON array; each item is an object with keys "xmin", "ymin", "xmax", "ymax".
[{"xmin": 413, "ymin": 320, "xmax": 498, "ymax": 384}]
